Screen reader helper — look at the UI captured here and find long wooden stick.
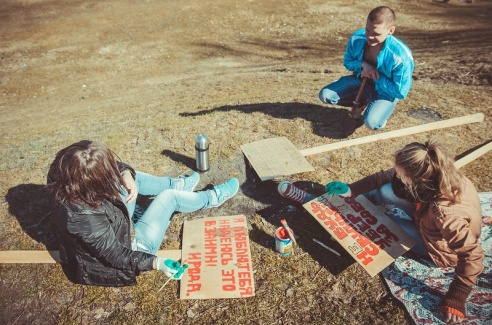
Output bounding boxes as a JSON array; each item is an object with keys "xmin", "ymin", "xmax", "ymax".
[
  {"xmin": 455, "ymin": 140, "xmax": 492, "ymax": 169},
  {"xmin": 0, "ymin": 249, "xmax": 182, "ymax": 263},
  {"xmin": 300, "ymin": 113, "xmax": 484, "ymax": 157},
  {"xmin": 350, "ymin": 77, "xmax": 368, "ymax": 119},
  {"xmin": 158, "ymin": 259, "xmax": 188, "ymax": 291}
]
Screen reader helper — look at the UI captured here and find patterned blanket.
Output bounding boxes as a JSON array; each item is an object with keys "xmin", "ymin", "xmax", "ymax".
[{"xmin": 382, "ymin": 192, "xmax": 492, "ymax": 325}]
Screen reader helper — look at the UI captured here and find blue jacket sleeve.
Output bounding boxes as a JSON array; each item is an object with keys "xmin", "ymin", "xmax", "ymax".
[
  {"xmin": 343, "ymin": 30, "xmax": 365, "ymax": 75},
  {"xmin": 375, "ymin": 36, "xmax": 414, "ymax": 99}
]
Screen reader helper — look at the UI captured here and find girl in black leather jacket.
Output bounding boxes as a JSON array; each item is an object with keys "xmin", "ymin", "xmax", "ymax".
[{"xmin": 47, "ymin": 140, "xmax": 239, "ymax": 286}]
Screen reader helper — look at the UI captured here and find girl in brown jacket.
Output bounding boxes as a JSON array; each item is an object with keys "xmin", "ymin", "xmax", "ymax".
[{"xmin": 279, "ymin": 140, "xmax": 484, "ymax": 324}]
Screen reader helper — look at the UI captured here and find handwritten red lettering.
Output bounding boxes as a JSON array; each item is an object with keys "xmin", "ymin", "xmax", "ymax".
[
  {"xmin": 356, "ymin": 251, "xmax": 374, "ymax": 265},
  {"xmin": 333, "ymin": 227, "xmax": 348, "ymax": 240},
  {"xmin": 376, "ymin": 224, "xmax": 399, "ymax": 242},
  {"xmin": 311, "ymin": 202, "xmax": 328, "ymax": 221},
  {"xmin": 323, "ymin": 218, "xmax": 337, "ymax": 230},
  {"xmin": 364, "ymin": 243, "xmax": 379, "ymax": 256},
  {"xmin": 351, "ymin": 201, "xmax": 364, "ymax": 213},
  {"xmin": 365, "ymin": 228, "xmax": 381, "ymax": 241},
  {"xmin": 238, "ymin": 271, "xmax": 252, "ymax": 287},
  {"xmin": 186, "ymin": 253, "xmax": 202, "ymax": 296},
  {"xmin": 222, "ymin": 269, "xmax": 236, "ymax": 291},
  {"xmin": 220, "ymin": 237, "xmax": 232, "ymax": 243},
  {"xmin": 360, "ymin": 210, "xmax": 377, "ymax": 225},
  {"xmin": 374, "ymin": 238, "xmax": 391, "ymax": 249},
  {"xmin": 240, "ymin": 287, "xmax": 254, "ymax": 296},
  {"xmin": 186, "ymin": 283, "xmax": 202, "ymax": 295}
]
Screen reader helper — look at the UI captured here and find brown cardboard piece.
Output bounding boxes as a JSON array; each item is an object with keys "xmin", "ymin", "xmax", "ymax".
[
  {"xmin": 240, "ymin": 137, "xmax": 314, "ymax": 181},
  {"xmin": 180, "ymin": 215, "xmax": 255, "ymax": 299},
  {"xmin": 303, "ymin": 194, "xmax": 417, "ymax": 277}
]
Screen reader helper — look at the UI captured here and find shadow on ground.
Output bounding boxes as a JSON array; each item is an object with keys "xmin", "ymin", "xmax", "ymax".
[
  {"xmin": 180, "ymin": 102, "xmax": 351, "ymax": 140},
  {"xmin": 5, "ymin": 184, "xmax": 59, "ymax": 250}
]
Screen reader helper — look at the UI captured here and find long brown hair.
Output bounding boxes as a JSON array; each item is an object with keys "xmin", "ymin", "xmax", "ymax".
[
  {"xmin": 394, "ymin": 140, "xmax": 464, "ymax": 203},
  {"xmin": 49, "ymin": 140, "xmax": 125, "ymax": 207}
]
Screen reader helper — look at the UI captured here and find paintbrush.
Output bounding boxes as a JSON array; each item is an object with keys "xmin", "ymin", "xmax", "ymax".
[
  {"xmin": 280, "ymin": 219, "xmax": 297, "ymax": 245},
  {"xmin": 313, "ymin": 238, "xmax": 342, "ymax": 257},
  {"xmin": 158, "ymin": 259, "xmax": 188, "ymax": 292}
]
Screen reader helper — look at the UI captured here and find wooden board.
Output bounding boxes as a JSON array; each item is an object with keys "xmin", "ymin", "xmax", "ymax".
[
  {"xmin": 241, "ymin": 137, "xmax": 314, "ymax": 181},
  {"xmin": 300, "ymin": 113, "xmax": 484, "ymax": 156},
  {"xmin": 455, "ymin": 140, "xmax": 492, "ymax": 169},
  {"xmin": 240, "ymin": 114, "xmax": 483, "ymax": 180},
  {"xmin": 0, "ymin": 249, "xmax": 182, "ymax": 263}
]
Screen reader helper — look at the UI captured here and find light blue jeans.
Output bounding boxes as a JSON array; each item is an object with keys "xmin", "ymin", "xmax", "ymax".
[
  {"xmin": 120, "ymin": 171, "xmax": 213, "ymax": 255},
  {"xmin": 319, "ymin": 75, "xmax": 399, "ymax": 130},
  {"xmin": 364, "ymin": 183, "xmax": 429, "ymax": 257}
]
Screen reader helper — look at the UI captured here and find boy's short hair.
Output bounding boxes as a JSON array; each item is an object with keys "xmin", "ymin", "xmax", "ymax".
[{"xmin": 368, "ymin": 6, "xmax": 395, "ymax": 27}]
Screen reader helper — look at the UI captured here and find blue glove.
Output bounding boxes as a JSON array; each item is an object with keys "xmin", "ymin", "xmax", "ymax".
[
  {"xmin": 155, "ymin": 257, "xmax": 188, "ymax": 280},
  {"xmin": 325, "ymin": 181, "xmax": 351, "ymax": 196}
]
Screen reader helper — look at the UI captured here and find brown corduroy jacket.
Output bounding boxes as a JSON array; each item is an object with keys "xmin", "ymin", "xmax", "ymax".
[{"xmin": 349, "ymin": 168, "xmax": 484, "ymax": 288}]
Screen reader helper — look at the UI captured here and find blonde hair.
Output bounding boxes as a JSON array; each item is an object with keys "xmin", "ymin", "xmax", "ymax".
[{"xmin": 394, "ymin": 140, "xmax": 463, "ymax": 203}]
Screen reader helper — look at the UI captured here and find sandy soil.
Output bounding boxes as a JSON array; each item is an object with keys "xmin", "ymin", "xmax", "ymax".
[{"xmin": 1, "ymin": 0, "xmax": 491, "ymax": 324}]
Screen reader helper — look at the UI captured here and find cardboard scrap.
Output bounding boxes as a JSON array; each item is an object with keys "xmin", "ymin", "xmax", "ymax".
[
  {"xmin": 303, "ymin": 194, "xmax": 416, "ymax": 277},
  {"xmin": 241, "ymin": 137, "xmax": 314, "ymax": 181},
  {"xmin": 180, "ymin": 215, "xmax": 255, "ymax": 299}
]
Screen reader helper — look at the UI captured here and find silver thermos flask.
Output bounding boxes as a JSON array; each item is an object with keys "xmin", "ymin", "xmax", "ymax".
[{"xmin": 195, "ymin": 134, "xmax": 210, "ymax": 172}]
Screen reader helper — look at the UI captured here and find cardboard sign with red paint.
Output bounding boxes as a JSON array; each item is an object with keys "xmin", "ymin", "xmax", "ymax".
[
  {"xmin": 303, "ymin": 194, "xmax": 416, "ymax": 277},
  {"xmin": 180, "ymin": 215, "xmax": 255, "ymax": 299}
]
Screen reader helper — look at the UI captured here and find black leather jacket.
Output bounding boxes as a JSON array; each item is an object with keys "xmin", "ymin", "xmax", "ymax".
[{"xmin": 48, "ymin": 162, "xmax": 155, "ymax": 286}]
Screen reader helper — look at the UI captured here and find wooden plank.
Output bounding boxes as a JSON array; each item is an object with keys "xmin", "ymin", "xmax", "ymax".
[
  {"xmin": 455, "ymin": 141, "xmax": 492, "ymax": 169},
  {"xmin": 299, "ymin": 113, "xmax": 484, "ymax": 156},
  {"xmin": 0, "ymin": 250, "xmax": 182, "ymax": 264}
]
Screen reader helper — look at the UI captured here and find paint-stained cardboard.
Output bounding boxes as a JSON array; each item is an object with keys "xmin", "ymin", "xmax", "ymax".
[
  {"xmin": 241, "ymin": 137, "xmax": 314, "ymax": 181},
  {"xmin": 180, "ymin": 215, "xmax": 255, "ymax": 299},
  {"xmin": 303, "ymin": 194, "xmax": 417, "ymax": 277}
]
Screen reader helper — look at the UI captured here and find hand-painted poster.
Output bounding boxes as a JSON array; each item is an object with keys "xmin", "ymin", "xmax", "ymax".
[
  {"xmin": 304, "ymin": 194, "xmax": 416, "ymax": 277},
  {"xmin": 180, "ymin": 215, "xmax": 255, "ymax": 299}
]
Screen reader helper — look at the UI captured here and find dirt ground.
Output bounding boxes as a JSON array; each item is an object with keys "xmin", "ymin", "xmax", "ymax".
[{"xmin": 1, "ymin": 0, "xmax": 491, "ymax": 324}]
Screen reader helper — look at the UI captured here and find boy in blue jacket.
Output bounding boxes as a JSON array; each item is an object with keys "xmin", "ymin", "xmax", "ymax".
[{"xmin": 319, "ymin": 6, "xmax": 414, "ymax": 131}]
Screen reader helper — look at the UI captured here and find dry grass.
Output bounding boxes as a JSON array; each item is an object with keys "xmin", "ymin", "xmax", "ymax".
[{"xmin": 1, "ymin": 0, "xmax": 491, "ymax": 324}]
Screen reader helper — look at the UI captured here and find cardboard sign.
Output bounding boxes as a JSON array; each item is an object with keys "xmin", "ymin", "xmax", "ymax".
[
  {"xmin": 303, "ymin": 194, "xmax": 416, "ymax": 277},
  {"xmin": 180, "ymin": 215, "xmax": 255, "ymax": 299},
  {"xmin": 241, "ymin": 137, "xmax": 314, "ymax": 181}
]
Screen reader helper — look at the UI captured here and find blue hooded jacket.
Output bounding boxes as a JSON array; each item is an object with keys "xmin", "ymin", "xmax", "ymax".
[{"xmin": 343, "ymin": 29, "xmax": 414, "ymax": 100}]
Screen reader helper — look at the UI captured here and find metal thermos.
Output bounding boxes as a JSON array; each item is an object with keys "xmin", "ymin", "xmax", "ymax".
[{"xmin": 195, "ymin": 134, "xmax": 210, "ymax": 172}]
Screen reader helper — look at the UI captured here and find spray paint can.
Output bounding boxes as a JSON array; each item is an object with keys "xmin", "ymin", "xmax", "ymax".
[
  {"xmin": 195, "ymin": 134, "xmax": 210, "ymax": 172},
  {"xmin": 274, "ymin": 227, "xmax": 294, "ymax": 256}
]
